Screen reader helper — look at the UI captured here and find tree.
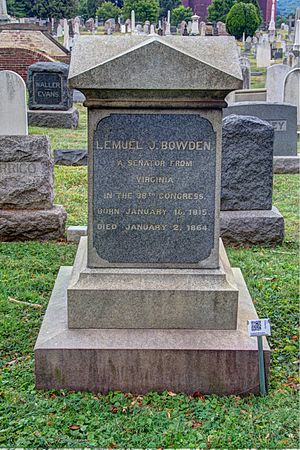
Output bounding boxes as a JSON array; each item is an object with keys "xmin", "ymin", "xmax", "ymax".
[
  {"xmin": 32, "ymin": 0, "xmax": 79, "ymax": 19},
  {"xmin": 226, "ymin": 2, "xmax": 260, "ymax": 39},
  {"xmin": 7, "ymin": 0, "xmax": 33, "ymax": 17},
  {"xmin": 123, "ymin": 0, "xmax": 160, "ymax": 23},
  {"xmin": 235, "ymin": 0, "xmax": 262, "ymax": 24},
  {"xmin": 171, "ymin": 5, "xmax": 192, "ymax": 26},
  {"xmin": 159, "ymin": 0, "xmax": 180, "ymax": 18},
  {"xmin": 208, "ymin": 0, "xmax": 235, "ymax": 23},
  {"xmin": 86, "ymin": 0, "xmax": 99, "ymax": 17},
  {"xmin": 96, "ymin": 1, "xmax": 121, "ymax": 19}
]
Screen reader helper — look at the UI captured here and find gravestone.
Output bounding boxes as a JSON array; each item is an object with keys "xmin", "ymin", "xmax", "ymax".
[
  {"xmin": 266, "ymin": 63, "xmax": 290, "ymax": 102},
  {"xmin": 220, "ymin": 115, "xmax": 284, "ymax": 245},
  {"xmin": 284, "ymin": 68, "xmax": 300, "ymax": 127},
  {"xmin": 35, "ymin": 35, "xmax": 270, "ymax": 395},
  {"xmin": 256, "ymin": 36, "xmax": 271, "ymax": 67},
  {"xmin": 239, "ymin": 57, "xmax": 251, "ymax": 89},
  {"xmin": 0, "ymin": 135, "xmax": 67, "ymax": 240},
  {"xmin": 27, "ymin": 62, "xmax": 79, "ymax": 128},
  {"xmin": 223, "ymin": 102, "xmax": 298, "ymax": 156},
  {"xmin": 0, "ymin": 71, "xmax": 28, "ymax": 135}
]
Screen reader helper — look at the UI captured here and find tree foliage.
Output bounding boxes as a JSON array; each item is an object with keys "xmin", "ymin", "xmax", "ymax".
[
  {"xmin": 159, "ymin": 0, "xmax": 180, "ymax": 18},
  {"xmin": 6, "ymin": 0, "xmax": 33, "ymax": 18},
  {"xmin": 171, "ymin": 5, "xmax": 192, "ymax": 26},
  {"xmin": 123, "ymin": 0, "xmax": 160, "ymax": 23},
  {"xmin": 32, "ymin": 0, "xmax": 79, "ymax": 19},
  {"xmin": 207, "ymin": 0, "xmax": 235, "ymax": 22},
  {"xmin": 226, "ymin": 1, "xmax": 260, "ymax": 38},
  {"xmin": 96, "ymin": 1, "xmax": 121, "ymax": 19}
]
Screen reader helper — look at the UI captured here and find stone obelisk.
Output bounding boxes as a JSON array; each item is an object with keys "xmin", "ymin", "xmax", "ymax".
[{"xmin": 0, "ymin": 0, "xmax": 9, "ymax": 22}]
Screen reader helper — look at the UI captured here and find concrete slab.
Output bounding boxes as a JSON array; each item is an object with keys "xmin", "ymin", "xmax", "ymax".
[
  {"xmin": 34, "ymin": 266, "xmax": 270, "ymax": 395},
  {"xmin": 273, "ymin": 156, "xmax": 300, "ymax": 174}
]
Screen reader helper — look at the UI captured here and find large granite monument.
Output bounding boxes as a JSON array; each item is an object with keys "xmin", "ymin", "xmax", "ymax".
[
  {"xmin": 35, "ymin": 36, "xmax": 270, "ymax": 395},
  {"xmin": 27, "ymin": 62, "xmax": 79, "ymax": 129}
]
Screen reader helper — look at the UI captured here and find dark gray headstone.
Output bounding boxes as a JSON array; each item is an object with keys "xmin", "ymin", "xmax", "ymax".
[
  {"xmin": 221, "ymin": 115, "xmax": 274, "ymax": 211},
  {"xmin": 27, "ymin": 62, "xmax": 73, "ymax": 111},
  {"xmin": 223, "ymin": 102, "xmax": 297, "ymax": 156},
  {"xmin": 92, "ymin": 113, "xmax": 216, "ymax": 265}
]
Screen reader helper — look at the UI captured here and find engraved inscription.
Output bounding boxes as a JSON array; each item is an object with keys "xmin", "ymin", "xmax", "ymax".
[
  {"xmin": 33, "ymin": 73, "xmax": 62, "ymax": 106},
  {"xmin": 268, "ymin": 120, "xmax": 287, "ymax": 132},
  {"xmin": 93, "ymin": 114, "xmax": 216, "ymax": 265},
  {"xmin": 0, "ymin": 162, "xmax": 41, "ymax": 179}
]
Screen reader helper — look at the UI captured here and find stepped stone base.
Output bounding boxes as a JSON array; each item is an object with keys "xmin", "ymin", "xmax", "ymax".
[
  {"xmin": 34, "ymin": 266, "xmax": 270, "ymax": 395},
  {"xmin": 0, "ymin": 205, "xmax": 67, "ymax": 241},
  {"xmin": 28, "ymin": 107, "xmax": 79, "ymax": 129},
  {"xmin": 220, "ymin": 206, "xmax": 284, "ymax": 246}
]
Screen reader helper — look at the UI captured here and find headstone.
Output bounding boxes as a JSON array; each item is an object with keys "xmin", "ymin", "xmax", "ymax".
[
  {"xmin": 85, "ymin": 17, "xmax": 95, "ymax": 32},
  {"xmin": 220, "ymin": 114, "xmax": 284, "ymax": 246},
  {"xmin": 239, "ymin": 57, "xmax": 251, "ymax": 89},
  {"xmin": 222, "ymin": 115, "xmax": 274, "ymax": 210},
  {"xmin": 244, "ymin": 36, "xmax": 252, "ymax": 52},
  {"xmin": 27, "ymin": 62, "xmax": 79, "ymax": 129},
  {"xmin": 0, "ymin": 71, "xmax": 28, "ymax": 135},
  {"xmin": 256, "ymin": 35, "xmax": 271, "ymax": 67},
  {"xmin": 63, "ymin": 18, "xmax": 69, "ymax": 49},
  {"xmin": 284, "ymin": 68, "xmax": 300, "ymax": 127},
  {"xmin": 35, "ymin": 35, "xmax": 272, "ymax": 396},
  {"xmin": 180, "ymin": 21, "xmax": 187, "ymax": 35},
  {"xmin": 57, "ymin": 23, "xmax": 63, "ymax": 37},
  {"xmin": 223, "ymin": 102, "xmax": 298, "ymax": 156},
  {"xmin": 0, "ymin": 0, "xmax": 9, "ymax": 21},
  {"xmin": 272, "ymin": 48, "xmax": 283, "ymax": 59},
  {"xmin": 150, "ymin": 24, "xmax": 155, "ymax": 34},
  {"xmin": 200, "ymin": 21, "xmax": 206, "ymax": 36},
  {"xmin": 131, "ymin": 10, "xmax": 135, "ymax": 33},
  {"xmin": 0, "ymin": 135, "xmax": 67, "ymax": 240},
  {"xmin": 54, "ymin": 149, "xmax": 87, "ymax": 166},
  {"xmin": 143, "ymin": 20, "xmax": 150, "ymax": 34},
  {"xmin": 266, "ymin": 64, "xmax": 290, "ymax": 102}
]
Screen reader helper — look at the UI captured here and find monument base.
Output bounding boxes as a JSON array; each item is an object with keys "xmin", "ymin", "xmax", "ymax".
[
  {"xmin": 0, "ymin": 205, "xmax": 67, "ymax": 241},
  {"xmin": 220, "ymin": 206, "xmax": 284, "ymax": 246},
  {"xmin": 35, "ymin": 266, "xmax": 270, "ymax": 395},
  {"xmin": 28, "ymin": 107, "xmax": 79, "ymax": 129},
  {"xmin": 67, "ymin": 238, "xmax": 238, "ymax": 330},
  {"xmin": 273, "ymin": 156, "xmax": 300, "ymax": 174}
]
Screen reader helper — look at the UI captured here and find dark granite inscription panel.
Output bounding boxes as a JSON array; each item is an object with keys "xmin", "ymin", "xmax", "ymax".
[
  {"xmin": 33, "ymin": 73, "xmax": 62, "ymax": 106},
  {"xmin": 93, "ymin": 114, "xmax": 216, "ymax": 264}
]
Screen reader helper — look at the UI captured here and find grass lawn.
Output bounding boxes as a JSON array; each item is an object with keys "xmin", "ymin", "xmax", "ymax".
[{"xmin": 0, "ymin": 107, "xmax": 299, "ymax": 447}]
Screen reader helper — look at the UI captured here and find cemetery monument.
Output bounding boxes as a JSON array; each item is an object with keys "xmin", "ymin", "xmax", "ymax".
[
  {"xmin": 35, "ymin": 36, "xmax": 270, "ymax": 395},
  {"xmin": 27, "ymin": 62, "xmax": 79, "ymax": 129}
]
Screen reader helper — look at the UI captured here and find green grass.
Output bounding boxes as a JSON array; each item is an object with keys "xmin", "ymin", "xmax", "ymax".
[{"xmin": 0, "ymin": 109, "xmax": 299, "ymax": 447}]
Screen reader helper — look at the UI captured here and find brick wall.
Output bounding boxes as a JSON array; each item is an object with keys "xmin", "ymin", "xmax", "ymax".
[{"xmin": 0, "ymin": 29, "xmax": 70, "ymax": 81}]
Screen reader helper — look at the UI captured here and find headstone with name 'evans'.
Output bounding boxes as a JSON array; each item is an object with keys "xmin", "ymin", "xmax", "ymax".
[
  {"xmin": 34, "ymin": 35, "xmax": 270, "ymax": 396},
  {"xmin": 27, "ymin": 62, "xmax": 79, "ymax": 128},
  {"xmin": 0, "ymin": 70, "xmax": 28, "ymax": 135}
]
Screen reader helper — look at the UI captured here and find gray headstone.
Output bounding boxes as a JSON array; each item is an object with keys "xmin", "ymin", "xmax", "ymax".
[
  {"xmin": 284, "ymin": 68, "xmax": 300, "ymax": 127},
  {"xmin": 221, "ymin": 115, "xmax": 274, "ymax": 211},
  {"xmin": 27, "ymin": 62, "xmax": 73, "ymax": 111},
  {"xmin": 266, "ymin": 64, "xmax": 290, "ymax": 102},
  {"xmin": 54, "ymin": 149, "xmax": 87, "ymax": 165},
  {"xmin": 0, "ymin": 71, "xmax": 28, "ymax": 135},
  {"xmin": 0, "ymin": 135, "xmax": 54, "ymax": 209},
  {"xmin": 223, "ymin": 102, "xmax": 297, "ymax": 156}
]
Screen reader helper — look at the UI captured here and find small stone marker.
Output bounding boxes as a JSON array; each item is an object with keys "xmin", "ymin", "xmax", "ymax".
[
  {"xmin": 35, "ymin": 35, "xmax": 271, "ymax": 396},
  {"xmin": 27, "ymin": 62, "xmax": 79, "ymax": 129},
  {"xmin": 0, "ymin": 71, "xmax": 28, "ymax": 135},
  {"xmin": 0, "ymin": 135, "xmax": 67, "ymax": 241}
]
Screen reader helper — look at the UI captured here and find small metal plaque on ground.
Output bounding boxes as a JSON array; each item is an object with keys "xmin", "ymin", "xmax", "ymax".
[{"xmin": 92, "ymin": 113, "xmax": 216, "ymax": 265}]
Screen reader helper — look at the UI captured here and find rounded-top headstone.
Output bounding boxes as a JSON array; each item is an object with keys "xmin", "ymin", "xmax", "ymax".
[{"xmin": 0, "ymin": 70, "xmax": 28, "ymax": 136}]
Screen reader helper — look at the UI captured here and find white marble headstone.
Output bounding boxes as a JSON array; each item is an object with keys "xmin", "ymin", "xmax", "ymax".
[
  {"xmin": 284, "ymin": 68, "xmax": 300, "ymax": 126},
  {"xmin": 266, "ymin": 64, "xmax": 290, "ymax": 102},
  {"xmin": 0, "ymin": 70, "xmax": 28, "ymax": 135}
]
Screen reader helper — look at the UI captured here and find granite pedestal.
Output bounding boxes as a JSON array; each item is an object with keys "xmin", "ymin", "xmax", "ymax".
[{"xmin": 35, "ymin": 264, "xmax": 270, "ymax": 395}]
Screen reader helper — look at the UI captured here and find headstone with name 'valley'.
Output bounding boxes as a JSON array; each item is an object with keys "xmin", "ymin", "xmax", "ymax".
[
  {"xmin": 0, "ymin": 71, "xmax": 28, "ymax": 135},
  {"xmin": 35, "ymin": 35, "xmax": 270, "ymax": 396},
  {"xmin": 27, "ymin": 62, "xmax": 79, "ymax": 129}
]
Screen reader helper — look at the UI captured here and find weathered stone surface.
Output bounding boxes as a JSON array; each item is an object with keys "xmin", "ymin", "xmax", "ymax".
[
  {"xmin": 68, "ymin": 238, "xmax": 238, "ymax": 330},
  {"xmin": 73, "ymin": 89, "xmax": 85, "ymax": 103},
  {"xmin": 266, "ymin": 64, "xmax": 290, "ymax": 103},
  {"xmin": 221, "ymin": 114, "xmax": 274, "ymax": 210},
  {"xmin": 54, "ymin": 149, "xmax": 87, "ymax": 165},
  {"xmin": 27, "ymin": 62, "xmax": 73, "ymax": 111},
  {"xmin": 273, "ymin": 156, "xmax": 300, "ymax": 174},
  {"xmin": 220, "ymin": 207, "xmax": 284, "ymax": 246},
  {"xmin": 0, "ymin": 70, "xmax": 28, "ymax": 135},
  {"xmin": 0, "ymin": 135, "xmax": 54, "ymax": 209},
  {"xmin": 35, "ymin": 266, "xmax": 270, "ymax": 394},
  {"xmin": 223, "ymin": 102, "xmax": 297, "ymax": 157},
  {"xmin": 28, "ymin": 107, "xmax": 79, "ymax": 129},
  {"xmin": 284, "ymin": 67, "xmax": 300, "ymax": 127},
  {"xmin": 67, "ymin": 225, "xmax": 87, "ymax": 243},
  {"xmin": 0, "ymin": 205, "xmax": 67, "ymax": 241}
]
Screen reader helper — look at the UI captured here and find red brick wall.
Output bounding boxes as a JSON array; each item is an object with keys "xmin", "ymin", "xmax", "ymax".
[{"xmin": 0, "ymin": 47, "xmax": 70, "ymax": 81}]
